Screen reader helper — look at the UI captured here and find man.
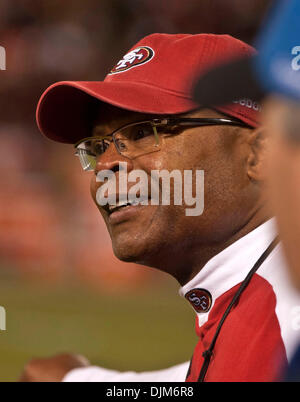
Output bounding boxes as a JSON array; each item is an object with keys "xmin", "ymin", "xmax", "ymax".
[
  {"xmin": 21, "ymin": 33, "xmax": 300, "ymax": 382},
  {"xmin": 193, "ymin": 0, "xmax": 300, "ymax": 381},
  {"xmin": 262, "ymin": 98, "xmax": 300, "ymax": 383}
]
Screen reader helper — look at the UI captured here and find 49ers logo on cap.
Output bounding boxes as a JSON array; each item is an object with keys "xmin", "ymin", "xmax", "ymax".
[{"xmin": 109, "ymin": 46, "xmax": 155, "ymax": 75}]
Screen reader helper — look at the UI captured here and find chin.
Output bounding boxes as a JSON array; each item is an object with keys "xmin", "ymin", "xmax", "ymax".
[
  {"xmin": 111, "ymin": 237, "xmax": 146, "ymax": 263},
  {"xmin": 110, "ymin": 231, "xmax": 161, "ymax": 266}
]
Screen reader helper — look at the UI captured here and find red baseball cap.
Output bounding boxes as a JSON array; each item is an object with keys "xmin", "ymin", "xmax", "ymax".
[{"xmin": 36, "ymin": 33, "xmax": 260, "ymax": 144}]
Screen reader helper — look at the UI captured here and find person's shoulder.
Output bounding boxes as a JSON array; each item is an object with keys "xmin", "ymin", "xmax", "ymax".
[{"xmin": 257, "ymin": 243, "xmax": 300, "ymax": 306}]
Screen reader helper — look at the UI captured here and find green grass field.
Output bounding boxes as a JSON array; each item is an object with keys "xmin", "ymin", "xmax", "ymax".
[{"xmin": 0, "ymin": 276, "xmax": 196, "ymax": 381}]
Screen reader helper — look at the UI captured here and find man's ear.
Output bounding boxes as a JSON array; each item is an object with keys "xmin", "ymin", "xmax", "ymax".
[{"xmin": 247, "ymin": 127, "xmax": 268, "ymax": 182}]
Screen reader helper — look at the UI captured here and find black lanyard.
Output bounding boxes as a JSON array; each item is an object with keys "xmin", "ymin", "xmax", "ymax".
[{"xmin": 195, "ymin": 236, "xmax": 279, "ymax": 382}]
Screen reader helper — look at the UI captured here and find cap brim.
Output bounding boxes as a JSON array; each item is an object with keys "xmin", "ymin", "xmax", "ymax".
[
  {"xmin": 193, "ymin": 55, "xmax": 266, "ymax": 107},
  {"xmin": 36, "ymin": 81, "xmax": 198, "ymax": 144}
]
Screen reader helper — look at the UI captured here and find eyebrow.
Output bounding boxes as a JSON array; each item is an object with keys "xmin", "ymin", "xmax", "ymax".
[{"xmin": 92, "ymin": 125, "xmax": 111, "ymax": 138}]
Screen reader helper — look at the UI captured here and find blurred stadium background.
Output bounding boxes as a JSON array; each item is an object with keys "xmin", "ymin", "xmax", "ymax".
[{"xmin": 0, "ymin": 0, "xmax": 271, "ymax": 381}]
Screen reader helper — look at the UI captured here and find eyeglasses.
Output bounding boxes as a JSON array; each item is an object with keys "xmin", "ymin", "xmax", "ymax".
[{"xmin": 74, "ymin": 117, "xmax": 251, "ymax": 171}]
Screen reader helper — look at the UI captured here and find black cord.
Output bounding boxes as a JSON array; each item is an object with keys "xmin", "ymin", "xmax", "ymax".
[{"xmin": 197, "ymin": 236, "xmax": 279, "ymax": 382}]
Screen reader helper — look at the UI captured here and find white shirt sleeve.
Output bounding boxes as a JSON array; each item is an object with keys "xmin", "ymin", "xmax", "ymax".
[{"xmin": 62, "ymin": 361, "xmax": 190, "ymax": 382}]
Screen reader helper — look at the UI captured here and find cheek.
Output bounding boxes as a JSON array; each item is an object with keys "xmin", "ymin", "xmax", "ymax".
[
  {"xmin": 90, "ymin": 175, "xmax": 98, "ymax": 204},
  {"xmin": 135, "ymin": 150, "xmax": 172, "ymax": 172}
]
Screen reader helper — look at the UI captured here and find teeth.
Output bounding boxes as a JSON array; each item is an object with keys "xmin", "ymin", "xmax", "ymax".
[
  {"xmin": 108, "ymin": 201, "xmax": 128, "ymax": 211},
  {"xmin": 108, "ymin": 200, "xmax": 132, "ymax": 212},
  {"xmin": 107, "ymin": 199, "xmax": 144, "ymax": 212}
]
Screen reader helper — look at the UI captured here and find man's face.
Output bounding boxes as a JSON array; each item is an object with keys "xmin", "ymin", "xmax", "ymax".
[
  {"xmin": 89, "ymin": 103, "xmax": 257, "ymax": 282},
  {"xmin": 263, "ymin": 97, "xmax": 300, "ymax": 290}
]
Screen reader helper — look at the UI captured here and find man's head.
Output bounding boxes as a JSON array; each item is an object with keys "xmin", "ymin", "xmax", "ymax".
[
  {"xmin": 263, "ymin": 96, "xmax": 300, "ymax": 290},
  {"xmin": 36, "ymin": 33, "xmax": 266, "ymax": 284},
  {"xmin": 87, "ymin": 102, "xmax": 265, "ymax": 283}
]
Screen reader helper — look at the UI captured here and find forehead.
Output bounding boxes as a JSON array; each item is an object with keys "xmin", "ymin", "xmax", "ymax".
[
  {"xmin": 92, "ymin": 101, "xmax": 226, "ymax": 134},
  {"xmin": 92, "ymin": 102, "xmax": 158, "ymax": 131}
]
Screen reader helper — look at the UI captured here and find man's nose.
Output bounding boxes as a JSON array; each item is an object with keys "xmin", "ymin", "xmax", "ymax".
[{"xmin": 94, "ymin": 142, "xmax": 133, "ymax": 174}]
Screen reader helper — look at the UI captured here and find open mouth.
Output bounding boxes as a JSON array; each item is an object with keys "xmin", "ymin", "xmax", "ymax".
[
  {"xmin": 102, "ymin": 198, "xmax": 149, "ymax": 215},
  {"xmin": 108, "ymin": 200, "xmax": 141, "ymax": 214}
]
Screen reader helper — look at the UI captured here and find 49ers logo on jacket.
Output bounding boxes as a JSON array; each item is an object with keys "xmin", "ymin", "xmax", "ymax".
[
  {"xmin": 185, "ymin": 288, "xmax": 212, "ymax": 313},
  {"xmin": 109, "ymin": 46, "xmax": 155, "ymax": 75}
]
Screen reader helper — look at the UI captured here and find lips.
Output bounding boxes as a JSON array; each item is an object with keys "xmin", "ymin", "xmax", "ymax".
[
  {"xmin": 101, "ymin": 194, "xmax": 150, "ymax": 216},
  {"xmin": 107, "ymin": 199, "xmax": 143, "ymax": 214},
  {"xmin": 107, "ymin": 201, "xmax": 151, "ymax": 225}
]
